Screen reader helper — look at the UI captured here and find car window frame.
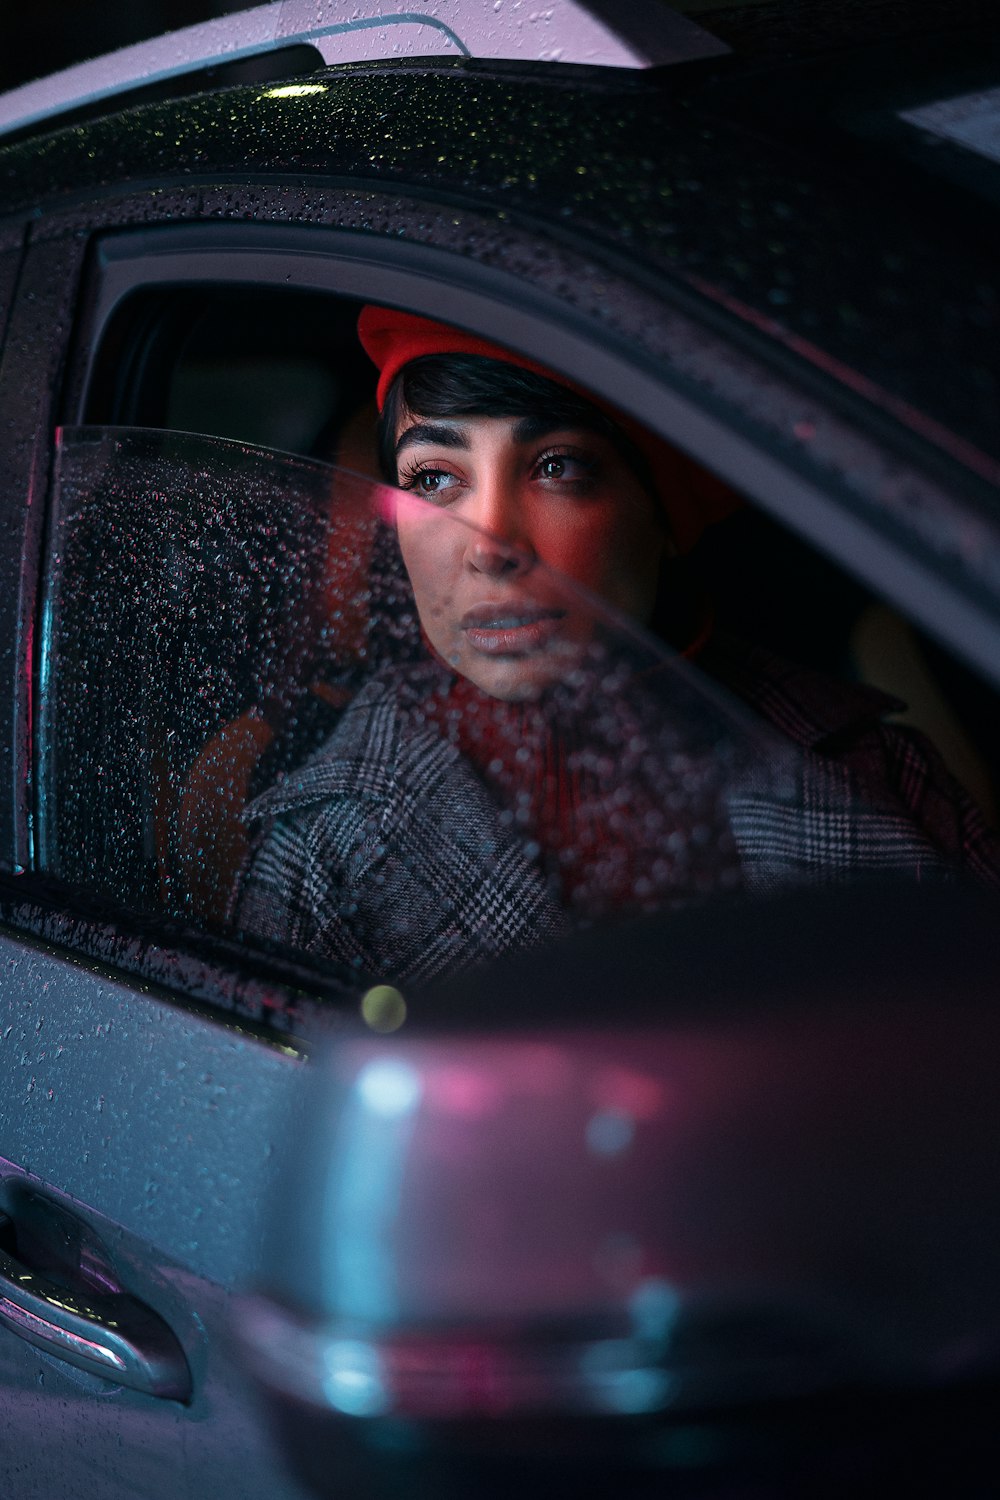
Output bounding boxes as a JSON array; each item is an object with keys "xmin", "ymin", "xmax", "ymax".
[
  {"xmin": 1, "ymin": 194, "xmax": 998, "ymax": 1028},
  {"xmin": 68, "ymin": 218, "xmax": 1000, "ymax": 689}
]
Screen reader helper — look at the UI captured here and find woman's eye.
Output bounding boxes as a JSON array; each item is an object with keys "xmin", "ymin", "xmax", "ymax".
[
  {"xmin": 416, "ymin": 470, "xmax": 446, "ymax": 494},
  {"xmin": 536, "ymin": 453, "xmax": 592, "ymax": 483},
  {"xmin": 402, "ymin": 467, "xmax": 460, "ymax": 498}
]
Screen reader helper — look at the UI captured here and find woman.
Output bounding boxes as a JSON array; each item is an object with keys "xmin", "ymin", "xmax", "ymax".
[{"xmin": 236, "ymin": 307, "xmax": 999, "ymax": 984}]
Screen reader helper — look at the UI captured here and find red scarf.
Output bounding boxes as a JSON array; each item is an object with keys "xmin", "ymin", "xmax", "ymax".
[{"xmin": 419, "ymin": 669, "xmax": 648, "ymax": 918}]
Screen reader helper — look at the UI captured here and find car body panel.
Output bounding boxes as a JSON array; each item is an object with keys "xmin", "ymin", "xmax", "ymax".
[
  {"xmin": 0, "ymin": 931, "xmax": 302, "ymax": 1285},
  {"xmin": 0, "ymin": 925, "xmax": 309, "ymax": 1497},
  {"xmin": 1, "ymin": 49, "xmax": 997, "ymax": 472}
]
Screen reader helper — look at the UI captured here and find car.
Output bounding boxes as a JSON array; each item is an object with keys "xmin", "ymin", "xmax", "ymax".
[{"xmin": 0, "ymin": 2, "xmax": 999, "ymax": 1496}]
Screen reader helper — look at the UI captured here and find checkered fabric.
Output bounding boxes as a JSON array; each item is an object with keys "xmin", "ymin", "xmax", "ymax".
[{"xmin": 235, "ymin": 639, "xmax": 999, "ymax": 985}]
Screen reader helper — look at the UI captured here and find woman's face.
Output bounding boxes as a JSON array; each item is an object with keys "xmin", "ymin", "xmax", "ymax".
[{"xmin": 392, "ymin": 409, "xmax": 670, "ymax": 700}]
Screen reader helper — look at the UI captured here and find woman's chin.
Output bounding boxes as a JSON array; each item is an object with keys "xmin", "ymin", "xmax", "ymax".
[{"xmin": 456, "ymin": 651, "xmax": 581, "ymax": 702}]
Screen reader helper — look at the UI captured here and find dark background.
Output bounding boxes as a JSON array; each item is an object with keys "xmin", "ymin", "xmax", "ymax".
[{"xmin": 0, "ymin": 3, "xmax": 249, "ymax": 92}]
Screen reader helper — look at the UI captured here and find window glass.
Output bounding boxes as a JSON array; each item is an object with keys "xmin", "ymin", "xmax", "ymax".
[
  {"xmin": 77, "ymin": 280, "xmax": 1000, "ymax": 830},
  {"xmin": 39, "ymin": 425, "xmax": 993, "ymax": 991},
  {"xmin": 39, "ymin": 427, "xmax": 369, "ymax": 922}
]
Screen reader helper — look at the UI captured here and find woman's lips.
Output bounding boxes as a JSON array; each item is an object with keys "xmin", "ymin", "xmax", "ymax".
[{"xmin": 460, "ymin": 605, "xmax": 566, "ymax": 655}]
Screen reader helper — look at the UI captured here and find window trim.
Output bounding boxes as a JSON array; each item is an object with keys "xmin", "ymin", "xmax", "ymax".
[{"xmin": 70, "ymin": 219, "xmax": 1000, "ymax": 692}]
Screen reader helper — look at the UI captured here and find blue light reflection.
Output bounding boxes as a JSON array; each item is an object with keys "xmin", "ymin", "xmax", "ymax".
[{"xmin": 322, "ymin": 1058, "xmax": 424, "ymax": 1324}]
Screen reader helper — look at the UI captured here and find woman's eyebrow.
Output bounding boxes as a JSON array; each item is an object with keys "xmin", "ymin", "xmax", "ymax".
[{"xmin": 394, "ymin": 422, "xmax": 469, "ymax": 459}]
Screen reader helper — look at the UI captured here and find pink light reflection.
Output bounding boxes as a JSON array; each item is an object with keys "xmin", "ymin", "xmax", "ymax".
[{"xmin": 591, "ymin": 1064, "xmax": 668, "ymax": 1121}]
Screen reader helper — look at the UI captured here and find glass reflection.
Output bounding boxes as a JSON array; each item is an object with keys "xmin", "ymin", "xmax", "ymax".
[{"xmin": 39, "ymin": 420, "xmax": 998, "ymax": 994}]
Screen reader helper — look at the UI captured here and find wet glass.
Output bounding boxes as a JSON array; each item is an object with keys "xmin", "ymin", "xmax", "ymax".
[{"xmin": 39, "ymin": 426, "xmax": 863, "ymax": 988}]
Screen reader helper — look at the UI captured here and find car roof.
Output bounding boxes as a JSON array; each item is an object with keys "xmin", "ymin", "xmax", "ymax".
[
  {"xmin": 0, "ymin": 0, "xmax": 730, "ymax": 141},
  {"xmin": 5, "ymin": 0, "xmax": 991, "ymax": 145}
]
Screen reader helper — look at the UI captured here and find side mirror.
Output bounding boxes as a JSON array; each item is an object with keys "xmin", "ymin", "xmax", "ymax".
[{"xmin": 237, "ymin": 885, "xmax": 1000, "ymax": 1498}]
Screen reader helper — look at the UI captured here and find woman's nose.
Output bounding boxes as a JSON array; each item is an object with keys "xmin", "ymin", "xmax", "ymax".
[
  {"xmin": 467, "ymin": 532, "xmax": 532, "ymax": 577},
  {"xmin": 465, "ymin": 480, "xmax": 534, "ymax": 576}
]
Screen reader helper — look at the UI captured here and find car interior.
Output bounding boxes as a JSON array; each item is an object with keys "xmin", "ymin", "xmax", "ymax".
[{"xmin": 40, "ymin": 279, "xmax": 996, "ymax": 941}]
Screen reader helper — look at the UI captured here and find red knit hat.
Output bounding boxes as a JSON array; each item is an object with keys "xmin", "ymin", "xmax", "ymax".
[{"xmin": 357, "ymin": 304, "xmax": 741, "ymax": 553}]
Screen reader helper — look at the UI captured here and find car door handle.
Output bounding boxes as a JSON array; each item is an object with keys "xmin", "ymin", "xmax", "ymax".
[{"xmin": 0, "ymin": 1213, "xmax": 192, "ymax": 1401}]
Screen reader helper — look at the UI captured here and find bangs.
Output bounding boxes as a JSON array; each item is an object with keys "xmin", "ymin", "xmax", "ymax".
[{"xmin": 376, "ymin": 353, "xmax": 654, "ymax": 496}]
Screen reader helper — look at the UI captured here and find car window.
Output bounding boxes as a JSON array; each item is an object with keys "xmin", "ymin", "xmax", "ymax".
[
  {"xmin": 40, "ymin": 427, "xmax": 343, "ymax": 922},
  {"xmin": 41, "ymin": 420, "xmax": 989, "ymax": 994},
  {"xmin": 82, "ymin": 286, "xmax": 375, "ymax": 462}
]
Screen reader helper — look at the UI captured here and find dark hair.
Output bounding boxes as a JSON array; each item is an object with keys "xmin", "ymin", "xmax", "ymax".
[{"xmin": 376, "ymin": 353, "xmax": 658, "ymax": 499}]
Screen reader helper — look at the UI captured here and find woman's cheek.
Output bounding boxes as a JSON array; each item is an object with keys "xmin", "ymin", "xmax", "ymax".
[
  {"xmin": 536, "ymin": 509, "xmax": 609, "ymax": 588},
  {"xmin": 546, "ymin": 512, "xmax": 640, "ymax": 597},
  {"xmin": 398, "ymin": 516, "xmax": 477, "ymax": 658}
]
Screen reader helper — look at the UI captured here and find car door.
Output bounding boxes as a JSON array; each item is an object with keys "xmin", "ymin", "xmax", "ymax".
[
  {"xmin": 0, "ymin": 205, "xmax": 773, "ymax": 1497},
  {"xmin": 0, "ymin": 201, "xmax": 806, "ymax": 1497},
  {"xmin": 0, "ymin": 220, "xmax": 347, "ymax": 1499}
]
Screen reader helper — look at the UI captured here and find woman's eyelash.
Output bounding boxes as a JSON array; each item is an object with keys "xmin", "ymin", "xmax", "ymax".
[{"xmin": 398, "ymin": 461, "xmax": 453, "ymax": 490}]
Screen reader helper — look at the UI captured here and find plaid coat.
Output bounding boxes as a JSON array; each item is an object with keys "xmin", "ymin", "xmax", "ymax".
[{"xmin": 236, "ymin": 638, "xmax": 999, "ymax": 985}]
